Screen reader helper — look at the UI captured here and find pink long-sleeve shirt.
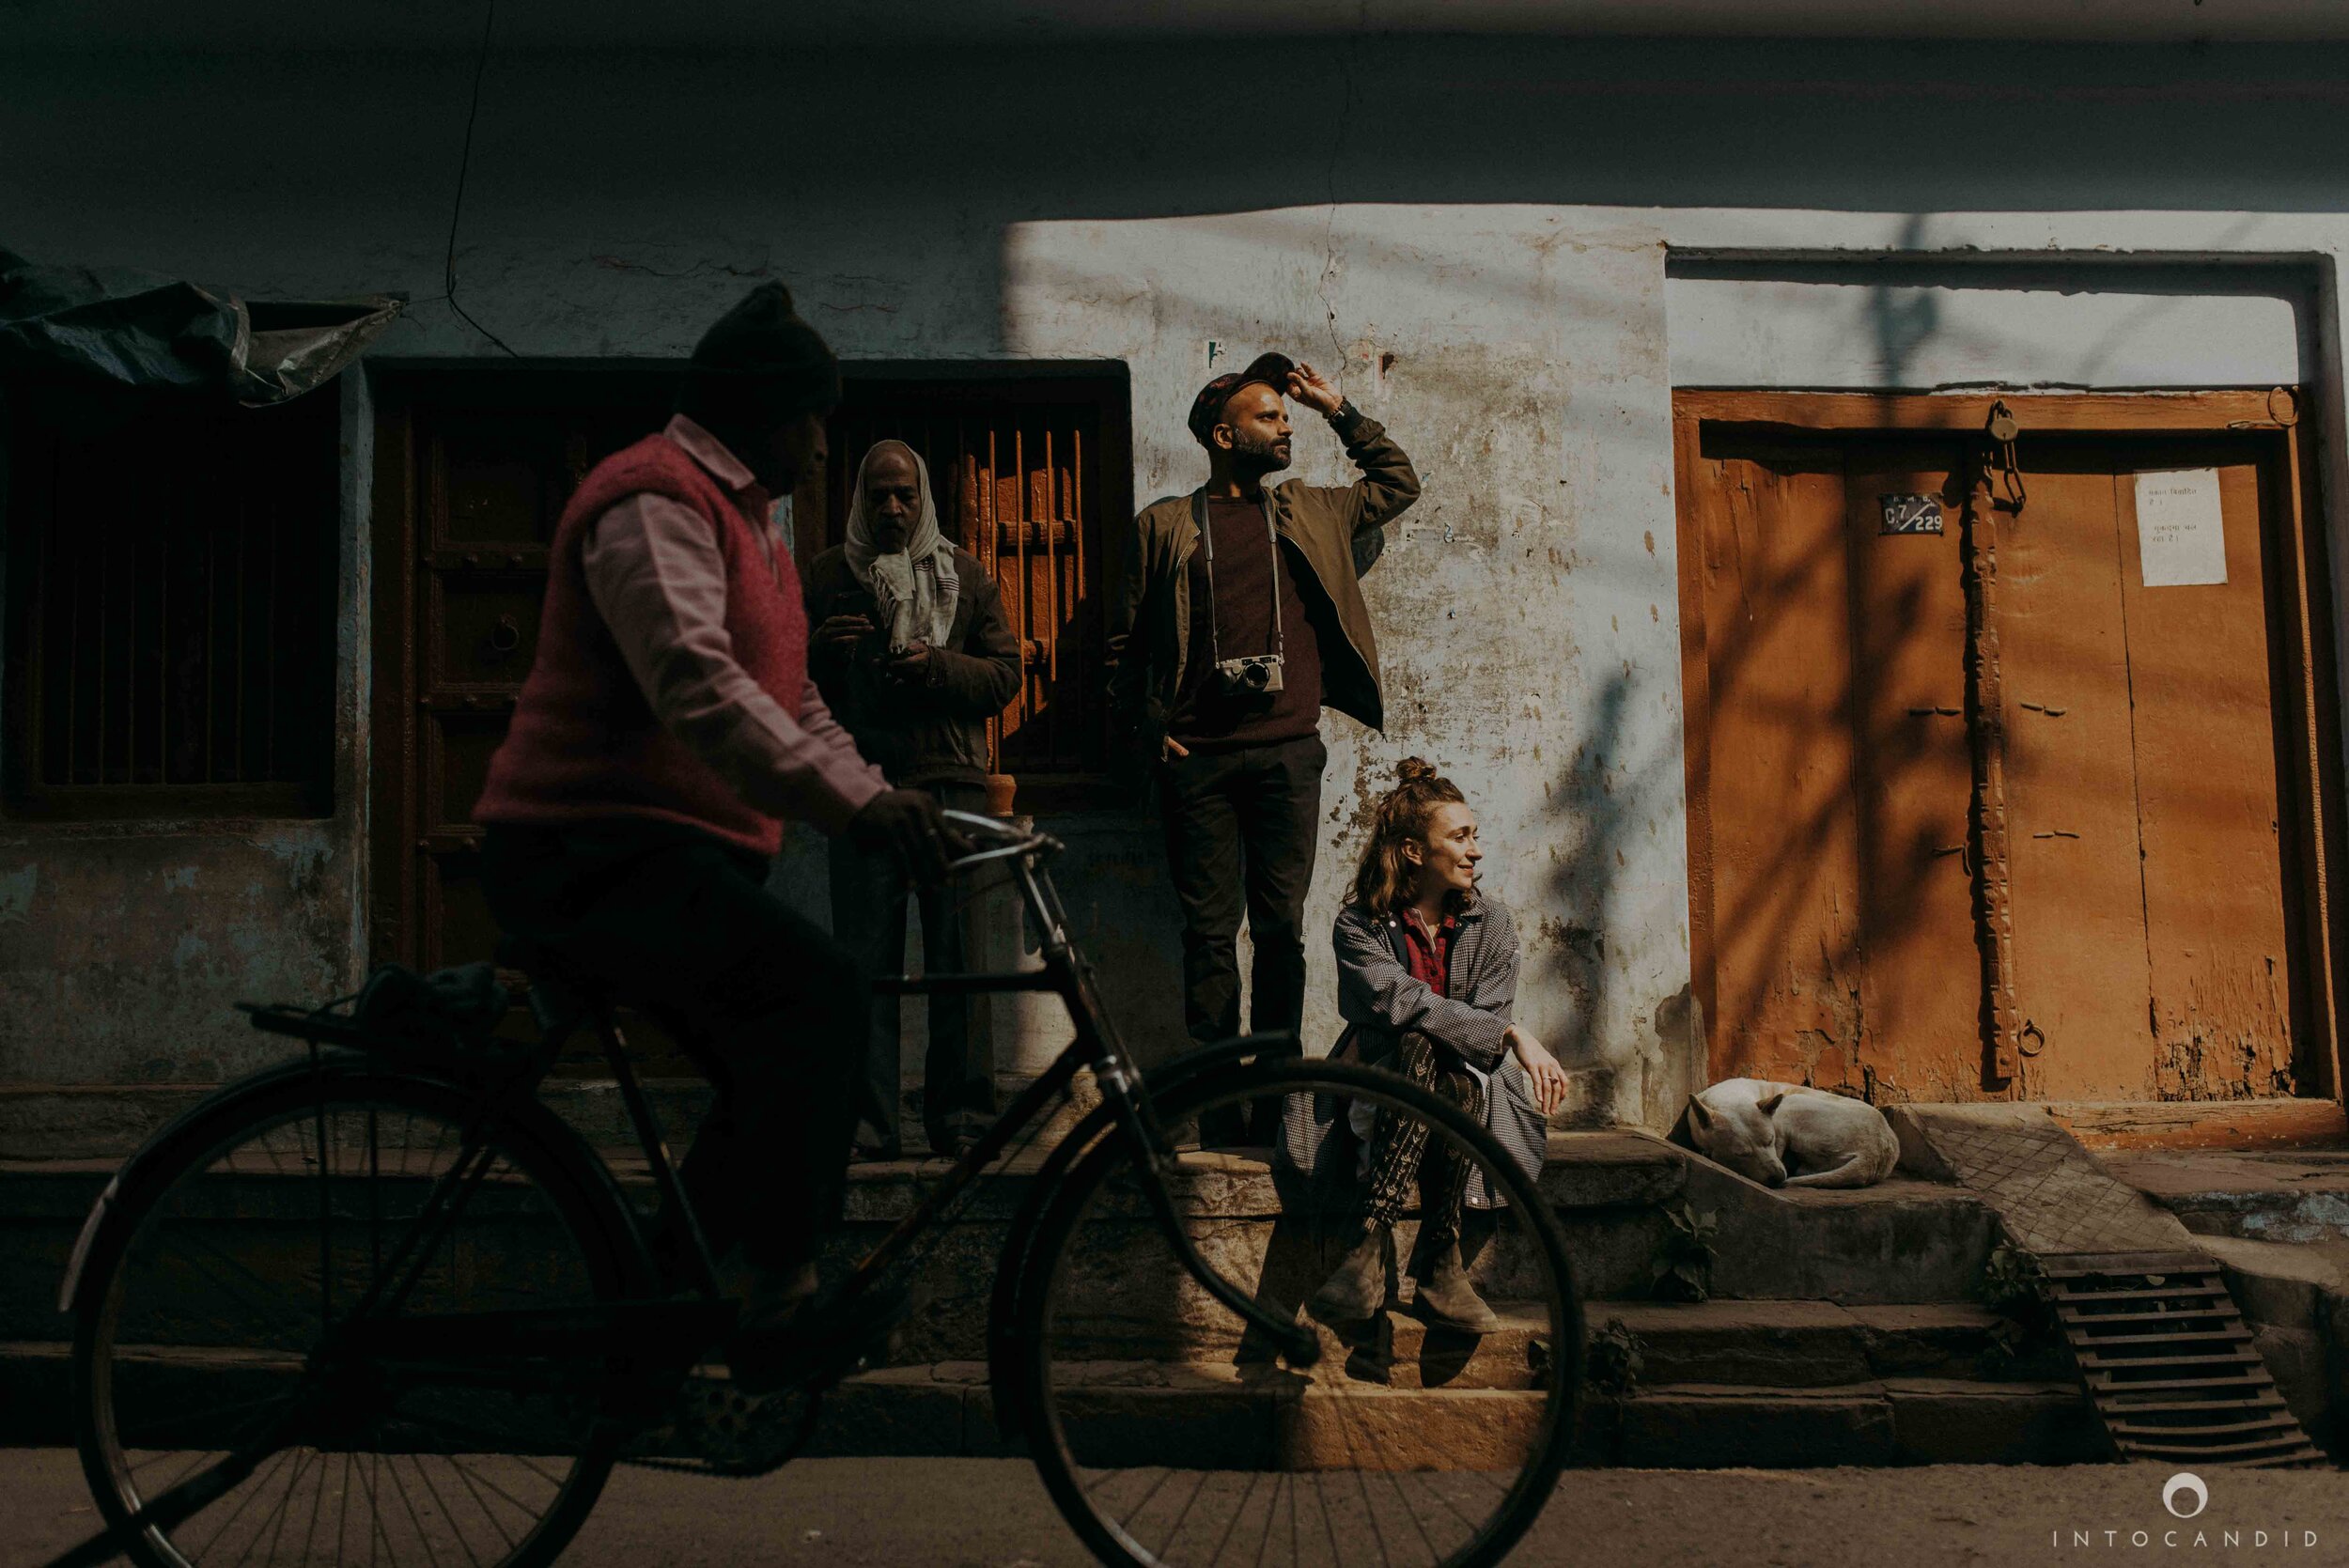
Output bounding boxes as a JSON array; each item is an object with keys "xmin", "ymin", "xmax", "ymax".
[{"xmin": 578, "ymin": 415, "xmax": 886, "ymax": 835}]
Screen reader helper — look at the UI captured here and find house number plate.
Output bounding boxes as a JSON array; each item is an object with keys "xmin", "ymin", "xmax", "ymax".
[{"xmin": 1879, "ymin": 494, "xmax": 1945, "ymax": 535}]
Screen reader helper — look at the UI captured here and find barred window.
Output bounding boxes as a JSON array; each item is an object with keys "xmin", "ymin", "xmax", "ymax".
[{"xmin": 3, "ymin": 389, "xmax": 339, "ymax": 819}]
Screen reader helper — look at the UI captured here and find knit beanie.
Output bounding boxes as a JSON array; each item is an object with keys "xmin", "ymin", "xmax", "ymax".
[{"xmin": 681, "ymin": 281, "xmax": 840, "ymax": 426}]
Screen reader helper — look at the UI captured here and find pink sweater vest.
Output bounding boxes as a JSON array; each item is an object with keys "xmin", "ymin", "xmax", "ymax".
[{"xmin": 474, "ymin": 434, "xmax": 808, "ymax": 855}]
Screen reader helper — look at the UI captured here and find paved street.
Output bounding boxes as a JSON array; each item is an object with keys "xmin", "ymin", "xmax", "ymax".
[{"xmin": 5, "ymin": 1452, "xmax": 2342, "ymax": 1567}]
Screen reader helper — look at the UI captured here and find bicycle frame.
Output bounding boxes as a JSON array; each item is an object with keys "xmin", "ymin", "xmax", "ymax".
[
  {"xmin": 153, "ymin": 820, "xmax": 1321, "ymax": 1386},
  {"xmin": 823, "ymin": 812, "xmax": 1320, "ymax": 1367}
]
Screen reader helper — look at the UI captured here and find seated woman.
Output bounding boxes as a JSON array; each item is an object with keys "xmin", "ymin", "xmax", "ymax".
[{"xmin": 1307, "ymin": 758, "xmax": 1572, "ymax": 1333}]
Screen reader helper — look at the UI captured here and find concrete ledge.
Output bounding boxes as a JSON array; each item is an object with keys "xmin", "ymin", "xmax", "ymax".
[{"xmin": 1541, "ymin": 1131, "xmax": 1686, "ymax": 1208}]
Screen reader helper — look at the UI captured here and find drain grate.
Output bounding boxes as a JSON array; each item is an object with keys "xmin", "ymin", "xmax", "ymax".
[{"xmin": 2046, "ymin": 1251, "xmax": 2327, "ymax": 1467}]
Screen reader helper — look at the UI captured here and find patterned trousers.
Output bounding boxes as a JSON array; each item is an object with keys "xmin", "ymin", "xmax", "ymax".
[{"xmin": 1359, "ymin": 1032, "xmax": 1486, "ymax": 1250}]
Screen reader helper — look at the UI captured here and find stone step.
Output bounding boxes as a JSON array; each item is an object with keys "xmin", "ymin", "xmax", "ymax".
[
  {"xmin": 0, "ymin": 1130, "xmax": 2000, "ymax": 1363},
  {"xmin": 0, "ymin": 1296, "xmax": 2070, "ymax": 1435},
  {"xmin": 1591, "ymin": 1300, "xmax": 2077, "ymax": 1386},
  {"xmin": 0, "ymin": 1328, "xmax": 2101, "ymax": 1467},
  {"xmin": 788, "ymin": 1363, "xmax": 2110, "ymax": 1468}
]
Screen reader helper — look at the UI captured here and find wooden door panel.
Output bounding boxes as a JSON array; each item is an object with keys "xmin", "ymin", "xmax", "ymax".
[
  {"xmin": 429, "ymin": 574, "xmax": 545, "ymax": 689},
  {"xmin": 1998, "ymin": 454, "xmax": 2156, "ymax": 1097},
  {"xmin": 2117, "ymin": 445, "xmax": 2296, "ymax": 1096},
  {"xmin": 421, "ymin": 847, "xmax": 499, "ymax": 974},
  {"xmin": 1692, "ymin": 435, "xmax": 1869, "ymax": 1085},
  {"xmin": 437, "ymin": 423, "xmax": 557, "ymax": 546},
  {"xmin": 422, "ymin": 710, "xmax": 509, "ymax": 833},
  {"xmin": 1843, "ymin": 446, "xmax": 1982, "ymax": 1100}
]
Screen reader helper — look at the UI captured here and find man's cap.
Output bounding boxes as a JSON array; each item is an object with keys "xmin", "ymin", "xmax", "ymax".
[
  {"xmin": 1187, "ymin": 351, "xmax": 1296, "ymax": 446},
  {"xmin": 684, "ymin": 281, "xmax": 840, "ymax": 420}
]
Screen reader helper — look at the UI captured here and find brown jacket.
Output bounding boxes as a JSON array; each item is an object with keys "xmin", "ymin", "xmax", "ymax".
[{"xmin": 1104, "ymin": 403, "xmax": 1419, "ymax": 768}]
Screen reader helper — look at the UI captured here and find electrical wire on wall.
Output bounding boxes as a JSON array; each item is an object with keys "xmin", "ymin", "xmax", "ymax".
[{"xmin": 443, "ymin": 0, "xmax": 520, "ymax": 357}]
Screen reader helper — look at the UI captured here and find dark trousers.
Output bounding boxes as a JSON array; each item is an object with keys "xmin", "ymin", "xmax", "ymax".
[
  {"xmin": 1157, "ymin": 732, "xmax": 1326, "ymax": 1143},
  {"xmin": 828, "ymin": 779, "xmax": 994, "ymax": 1155},
  {"xmin": 482, "ymin": 820, "xmax": 865, "ymax": 1276},
  {"xmin": 1360, "ymin": 1031, "xmax": 1485, "ymax": 1255}
]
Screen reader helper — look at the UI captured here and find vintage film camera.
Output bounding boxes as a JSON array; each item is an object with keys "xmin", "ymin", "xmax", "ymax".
[{"xmin": 1213, "ymin": 651, "xmax": 1284, "ymax": 696}]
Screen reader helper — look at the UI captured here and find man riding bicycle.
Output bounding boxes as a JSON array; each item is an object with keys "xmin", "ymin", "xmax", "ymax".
[{"xmin": 474, "ymin": 281, "xmax": 960, "ymax": 1382}]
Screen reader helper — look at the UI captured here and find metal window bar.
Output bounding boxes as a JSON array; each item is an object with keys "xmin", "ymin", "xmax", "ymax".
[{"xmin": 16, "ymin": 401, "xmax": 330, "ymax": 799}]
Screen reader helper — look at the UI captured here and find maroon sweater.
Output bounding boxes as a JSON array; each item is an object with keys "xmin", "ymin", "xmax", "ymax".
[{"xmin": 474, "ymin": 434, "xmax": 810, "ymax": 855}]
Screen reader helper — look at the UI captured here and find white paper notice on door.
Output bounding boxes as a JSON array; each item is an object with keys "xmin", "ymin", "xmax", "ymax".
[{"xmin": 2134, "ymin": 469, "xmax": 2228, "ymax": 587}]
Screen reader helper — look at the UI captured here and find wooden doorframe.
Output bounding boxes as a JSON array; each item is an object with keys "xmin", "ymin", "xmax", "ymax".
[
  {"xmin": 1672, "ymin": 388, "xmax": 2349, "ymax": 1107},
  {"xmin": 365, "ymin": 362, "xmax": 685, "ymax": 972}
]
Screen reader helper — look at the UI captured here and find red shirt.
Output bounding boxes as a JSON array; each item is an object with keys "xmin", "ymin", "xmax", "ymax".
[{"xmin": 1400, "ymin": 909, "xmax": 1457, "ymax": 998}]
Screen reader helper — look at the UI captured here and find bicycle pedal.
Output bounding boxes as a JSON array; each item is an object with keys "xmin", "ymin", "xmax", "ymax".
[{"xmin": 665, "ymin": 1374, "xmax": 818, "ymax": 1474}]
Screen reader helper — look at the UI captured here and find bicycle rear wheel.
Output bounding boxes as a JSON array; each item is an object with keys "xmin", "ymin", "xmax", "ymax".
[
  {"xmin": 70, "ymin": 1063, "xmax": 646, "ymax": 1568},
  {"xmin": 1019, "ymin": 1057, "xmax": 1583, "ymax": 1568}
]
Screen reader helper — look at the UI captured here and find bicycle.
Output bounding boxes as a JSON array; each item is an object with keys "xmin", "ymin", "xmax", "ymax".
[{"xmin": 50, "ymin": 811, "xmax": 1584, "ymax": 1568}]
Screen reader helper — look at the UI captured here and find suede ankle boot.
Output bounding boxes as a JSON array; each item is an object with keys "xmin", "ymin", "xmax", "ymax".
[
  {"xmin": 1412, "ymin": 1242, "xmax": 1501, "ymax": 1334},
  {"xmin": 1307, "ymin": 1223, "xmax": 1392, "ymax": 1324}
]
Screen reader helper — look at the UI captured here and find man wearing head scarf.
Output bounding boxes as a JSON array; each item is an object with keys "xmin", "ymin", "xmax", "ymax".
[
  {"xmin": 1106, "ymin": 354, "xmax": 1420, "ymax": 1146},
  {"xmin": 804, "ymin": 439, "xmax": 1021, "ymax": 1158},
  {"xmin": 476, "ymin": 284, "xmax": 960, "ymax": 1386}
]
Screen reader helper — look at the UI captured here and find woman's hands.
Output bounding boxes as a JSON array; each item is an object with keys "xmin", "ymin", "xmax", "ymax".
[{"xmin": 1506, "ymin": 1024, "xmax": 1571, "ymax": 1116}]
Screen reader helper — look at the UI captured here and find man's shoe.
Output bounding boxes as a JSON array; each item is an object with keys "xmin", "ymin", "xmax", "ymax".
[
  {"xmin": 929, "ymin": 1112, "xmax": 989, "ymax": 1161},
  {"xmin": 1306, "ymin": 1224, "xmax": 1392, "ymax": 1324},
  {"xmin": 726, "ymin": 1280, "xmax": 911, "ymax": 1395},
  {"xmin": 1411, "ymin": 1243, "xmax": 1501, "ymax": 1334}
]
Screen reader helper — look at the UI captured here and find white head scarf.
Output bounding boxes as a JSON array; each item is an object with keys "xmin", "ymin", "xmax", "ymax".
[{"xmin": 843, "ymin": 440, "xmax": 959, "ymax": 653}]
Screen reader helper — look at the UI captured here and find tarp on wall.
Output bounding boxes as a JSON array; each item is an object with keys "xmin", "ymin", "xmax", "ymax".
[{"xmin": 0, "ymin": 248, "xmax": 401, "ymax": 404}]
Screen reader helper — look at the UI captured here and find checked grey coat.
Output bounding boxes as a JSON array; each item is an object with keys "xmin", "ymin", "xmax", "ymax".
[{"xmin": 1283, "ymin": 894, "xmax": 1549, "ymax": 1207}]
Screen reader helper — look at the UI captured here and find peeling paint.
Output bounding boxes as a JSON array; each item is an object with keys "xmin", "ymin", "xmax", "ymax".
[{"xmin": 0, "ymin": 865, "xmax": 36, "ymax": 924}]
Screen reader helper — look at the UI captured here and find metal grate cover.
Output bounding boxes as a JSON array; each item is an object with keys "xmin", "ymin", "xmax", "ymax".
[{"xmin": 2047, "ymin": 1251, "xmax": 2326, "ymax": 1467}]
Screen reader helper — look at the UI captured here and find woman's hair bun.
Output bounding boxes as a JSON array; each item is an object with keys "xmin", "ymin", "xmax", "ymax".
[{"xmin": 1395, "ymin": 756, "xmax": 1439, "ymax": 785}]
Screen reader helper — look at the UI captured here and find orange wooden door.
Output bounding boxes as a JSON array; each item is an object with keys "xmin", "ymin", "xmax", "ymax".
[
  {"xmin": 1841, "ymin": 441, "xmax": 1980, "ymax": 1101},
  {"xmin": 1996, "ymin": 445, "xmax": 2164, "ymax": 1097},
  {"xmin": 1677, "ymin": 394, "xmax": 2337, "ymax": 1105},
  {"xmin": 1684, "ymin": 432, "xmax": 1870, "ymax": 1085},
  {"xmin": 2111, "ymin": 441, "xmax": 2298, "ymax": 1098}
]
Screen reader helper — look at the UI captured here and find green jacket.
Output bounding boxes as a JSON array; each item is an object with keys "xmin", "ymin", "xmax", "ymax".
[{"xmin": 1104, "ymin": 403, "xmax": 1420, "ymax": 768}]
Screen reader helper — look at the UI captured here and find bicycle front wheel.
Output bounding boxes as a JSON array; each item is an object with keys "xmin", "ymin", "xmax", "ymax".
[
  {"xmin": 70, "ymin": 1063, "xmax": 646, "ymax": 1568},
  {"xmin": 1018, "ymin": 1056, "xmax": 1583, "ymax": 1568}
]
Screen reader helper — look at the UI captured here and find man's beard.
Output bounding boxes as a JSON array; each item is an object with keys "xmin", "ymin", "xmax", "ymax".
[{"xmin": 1232, "ymin": 431, "xmax": 1291, "ymax": 474}]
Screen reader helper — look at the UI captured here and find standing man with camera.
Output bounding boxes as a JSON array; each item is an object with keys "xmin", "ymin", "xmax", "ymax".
[{"xmin": 1108, "ymin": 353, "xmax": 1421, "ymax": 1144}]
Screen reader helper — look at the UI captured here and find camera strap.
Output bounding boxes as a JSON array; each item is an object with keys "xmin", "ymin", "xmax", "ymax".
[{"xmin": 1195, "ymin": 489, "xmax": 1286, "ymax": 672}]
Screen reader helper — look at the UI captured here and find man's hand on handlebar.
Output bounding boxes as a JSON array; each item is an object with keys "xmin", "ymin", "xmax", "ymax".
[{"xmin": 848, "ymin": 789, "xmax": 973, "ymax": 883}]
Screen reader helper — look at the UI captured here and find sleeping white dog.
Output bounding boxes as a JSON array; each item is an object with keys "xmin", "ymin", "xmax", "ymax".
[{"xmin": 1684, "ymin": 1078, "xmax": 1900, "ymax": 1189}]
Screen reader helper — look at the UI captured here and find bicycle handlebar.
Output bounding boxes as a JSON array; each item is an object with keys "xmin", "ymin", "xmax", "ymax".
[{"xmin": 939, "ymin": 808, "xmax": 1061, "ymax": 875}]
